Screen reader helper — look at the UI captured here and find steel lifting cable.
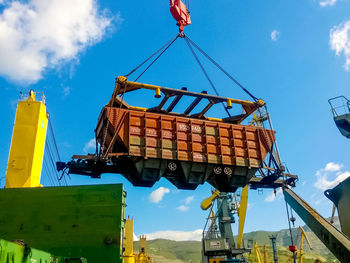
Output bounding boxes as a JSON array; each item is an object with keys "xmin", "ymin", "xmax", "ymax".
[
  {"xmin": 184, "ymin": 36, "xmax": 231, "ymax": 117},
  {"xmin": 45, "ymin": 140, "xmax": 62, "ymax": 186},
  {"xmin": 43, "ymin": 156, "xmax": 55, "ymax": 186},
  {"xmin": 184, "ymin": 35, "xmax": 259, "ymax": 102},
  {"xmin": 124, "ymin": 34, "xmax": 180, "ymax": 79},
  {"xmin": 48, "ymin": 119, "xmax": 68, "ymax": 185},
  {"xmin": 134, "ymin": 34, "xmax": 180, "ymax": 82},
  {"xmin": 285, "ymin": 198, "xmax": 297, "ymax": 263},
  {"xmin": 101, "ymin": 35, "xmax": 181, "ymax": 156},
  {"xmin": 43, "ymin": 119, "xmax": 68, "ymax": 186}
]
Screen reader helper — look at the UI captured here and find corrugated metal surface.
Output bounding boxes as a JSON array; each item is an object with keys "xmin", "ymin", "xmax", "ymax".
[{"xmin": 98, "ymin": 107, "xmax": 275, "ymax": 167}]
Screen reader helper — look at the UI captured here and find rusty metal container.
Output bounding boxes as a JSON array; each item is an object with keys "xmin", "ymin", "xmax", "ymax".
[{"xmin": 96, "ymin": 106, "xmax": 275, "ymax": 192}]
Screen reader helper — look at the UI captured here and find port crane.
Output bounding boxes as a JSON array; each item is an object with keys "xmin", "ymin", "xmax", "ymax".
[{"xmin": 200, "ymin": 187, "xmax": 249, "ymax": 262}]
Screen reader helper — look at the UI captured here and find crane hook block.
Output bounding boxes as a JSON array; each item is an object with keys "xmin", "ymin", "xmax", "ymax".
[{"xmin": 170, "ymin": 0, "xmax": 191, "ymax": 35}]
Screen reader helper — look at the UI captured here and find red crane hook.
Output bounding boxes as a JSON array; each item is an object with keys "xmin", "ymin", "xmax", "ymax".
[{"xmin": 170, "ymin": 0, "xmax": 191, "ymax": 36}]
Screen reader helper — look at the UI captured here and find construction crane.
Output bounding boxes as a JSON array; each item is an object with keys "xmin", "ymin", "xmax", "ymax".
[
  {"xmin": 297, "ymin": 226, "xmax": 312, "ymax": 263},
  {"xmin": 200, "ymin": 188, "xmax": 250, "ymax": 263}
]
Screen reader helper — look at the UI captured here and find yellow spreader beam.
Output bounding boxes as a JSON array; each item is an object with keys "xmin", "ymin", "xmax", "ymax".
[{"xmin": 5, "ymin": 90, "xmax": 48, "ymax": 188}]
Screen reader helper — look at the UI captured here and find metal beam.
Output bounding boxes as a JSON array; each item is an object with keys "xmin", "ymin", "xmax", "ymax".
[
  {"xmin": 283, "ymin": 187, "xmax": 350, "ymax": 262},
  {"xmin": 115, "ymin": 76, "xmax": 259, "ymax": 107},
  {"xmin": 166, "ymin": 89, "xmax": 186, "ymax": 113},
  {"xmin": 184, "ymin": 92, "xmax": 205, "ymax": 115}
]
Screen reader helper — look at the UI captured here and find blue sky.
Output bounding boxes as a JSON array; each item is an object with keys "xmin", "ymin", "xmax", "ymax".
[{"xmin": 0, "ymin": 0, "xmax": 349, "ymax": 241}]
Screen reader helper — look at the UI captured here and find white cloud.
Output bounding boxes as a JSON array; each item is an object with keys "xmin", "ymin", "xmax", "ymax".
[
  {"xmin": 133, "ymin": 233, "xmax": 139, "ymax": 241},
  {"xmin": 62, "ymin": 86, "xmax": 70, "ymax": 97},
  {"xmin": 314, "ymin": 162, "xmax": 349, "ymax": 190},
  {"xmin": 139, "ymin": 229, "xmax": 203, "ymax": 241},
  {"xmin": 264, "ymin": 188, "xmax": 283, "ymax": 202},
  {"xmin": 271, "ymin": 29, "xmax": 280, "ymax": 42},
  {"xmin": 0, "ymin": 0, "xmax": 119, "ymax": 84},
  {"xmin": 176, "ymin": 205, "xmax": 189, "ymax": 212},
  {"xmin": 325, "ymin": 162, "xmax": 342, "ymax": 172},
  {"xmin": 184, "ymin": 195, "xmax": 194, "ymax": 205},
  {"xmin": 330, "ymin": 21, "xmax": 350, "ymax": 71},
  {"xmin": 83, "ymin": 138, "xmax": 95, "ymax": 153},
  {"xmin": 320, "ymin": 0, "xmax": 336, "ymax": 7},
  {"xmin": 149, "ymin": 187, "xmax": 170, "ymax": 203}
]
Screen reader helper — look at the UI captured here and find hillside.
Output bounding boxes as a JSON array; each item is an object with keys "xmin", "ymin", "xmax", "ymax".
[{"xmin": 134, "ymin": 218, "xmax": 341, "ymax": 263}]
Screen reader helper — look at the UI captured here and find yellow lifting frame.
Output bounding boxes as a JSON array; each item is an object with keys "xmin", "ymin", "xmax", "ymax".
[
  {"xmin": 114, "ymin": 76, "xmax": 264, "ymax": 107},
  {"xmin": 5, "ymin": 90, "xmax": 48, "ymax": 188}
]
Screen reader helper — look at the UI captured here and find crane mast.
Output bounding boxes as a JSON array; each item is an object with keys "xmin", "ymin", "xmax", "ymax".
[{"xmin": 5, "ymin": 90, "xmax": 48, "ymax": 188}]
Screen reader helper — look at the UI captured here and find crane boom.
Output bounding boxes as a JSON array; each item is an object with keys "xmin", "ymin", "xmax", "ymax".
[{"xmin": 283, "ymin": 187, "xmax": 350, "ymax": 262}]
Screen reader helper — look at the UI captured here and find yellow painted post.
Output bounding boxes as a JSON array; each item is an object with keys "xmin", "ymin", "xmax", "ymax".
[
  {"xmin": 254, "ymin": 241, "xmax": 263, "ymax": 263},
  {"xmin": 299, "ymin": 226, "xmax": 312, "ymax": 263},
  {"xmin": 5, "ymin": 91, "xmax": 48, "ymax": 188},
  {"xmin": 124, "ymin": 217, "xmax": 136, "ymax": 263},
  {"xmin": 237, "ymin": 185, "xmax": 249, "ymax": 248}
]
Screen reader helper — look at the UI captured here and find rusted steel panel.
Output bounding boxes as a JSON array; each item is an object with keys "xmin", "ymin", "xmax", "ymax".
[
  {"xmin": 98, "ymin": 107, "xmax": 274, "ymax": 165},
  {"xmin": 94, "ymin": 106, "xmax": 275, "ymax": 192}
]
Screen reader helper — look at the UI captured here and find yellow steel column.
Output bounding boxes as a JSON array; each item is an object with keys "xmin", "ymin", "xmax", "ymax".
[
  {"xmin": 254, "ymin": 241, "xmax": 263, "ymax": 263},
  {"xmin": 124, "ymin": 217, "xmax": 136, "ymax": 263},
  {"xmin": 5, "ymin": 90, "xmax": 48, "ymax": 188},
  {"xmin": 237, "ymin": 185, "xmax": 249, "ymax": 248}
]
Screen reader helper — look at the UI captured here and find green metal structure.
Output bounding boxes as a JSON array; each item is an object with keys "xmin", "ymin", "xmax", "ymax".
[
  {"xmin": 0, "ymin": 184, "xmax": 126, "ymax": 263},
  {"xmin": 0, "ymin": 238, "xmax": 87, "ymax": 263},
  {"xmin": 325, "ymin": 177, "xmax": 350, "ymax": 238},
  {"xmin": 283, "ymin": 187, "xmax": 350, "ymax": 262}
]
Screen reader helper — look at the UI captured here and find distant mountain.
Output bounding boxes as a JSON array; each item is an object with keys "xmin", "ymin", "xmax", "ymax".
[{"xmin": 134, "ymin": 217, "xmax": 341, "ymax": 263}]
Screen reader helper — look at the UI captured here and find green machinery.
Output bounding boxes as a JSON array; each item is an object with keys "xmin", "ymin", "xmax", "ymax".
[
  {"xmin": 1, "ymin": 91, "xmax": 126, "ymax": 263},
  {"xmin": 0, "ymin": 238, "xmax": 86, "ymax": 263},
  {"xmin": 0, "ymin": 184, "xmax": 126, "ymax": 263}
]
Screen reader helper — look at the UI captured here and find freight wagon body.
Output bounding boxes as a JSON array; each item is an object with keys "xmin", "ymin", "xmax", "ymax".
[
  {"xmin": 66, "ymin": 77, "xmax": 280, "ymax": 192},
  {"xmin": 96, "ymin": 106, "xmax": 275, "ymax": 192}
]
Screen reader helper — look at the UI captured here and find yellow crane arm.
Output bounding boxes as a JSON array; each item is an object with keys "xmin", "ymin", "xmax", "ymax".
[
  {"xmin": 237, "ymin": 185, "xmax": 249, "ymax": 248},
  {"xmin": 300, "ymin": 226, "xmax": 312, "ymax": 250},
  {"xmin": 201, "ymin": 189, "xmax": 220, "ymax": 210},
  {"xmin": 254, "ymin": 241, "xmax": 263, "ymax": 263}
]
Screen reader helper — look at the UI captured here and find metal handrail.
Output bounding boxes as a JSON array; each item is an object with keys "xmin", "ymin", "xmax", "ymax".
[{"xmin": 328, "ymin": 96, "xmax": 350, "ymax": 117}]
